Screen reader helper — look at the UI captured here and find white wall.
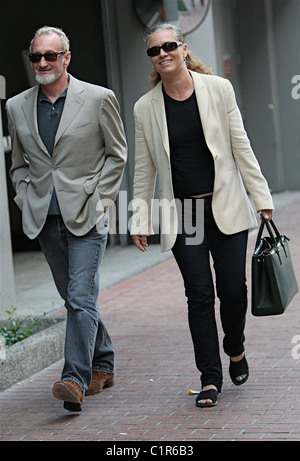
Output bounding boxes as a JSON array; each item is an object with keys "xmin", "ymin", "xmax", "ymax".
[
  {"xmin": 0, "ymin": 107, "xmax": 15, "ymax": 316},
  {"xmin": 210, "ymin": 0, "xmax": 243, "ymax": 105},
  {"xmin": 184, "ymin": 3, "xmax": 218, "ymax": 75}
]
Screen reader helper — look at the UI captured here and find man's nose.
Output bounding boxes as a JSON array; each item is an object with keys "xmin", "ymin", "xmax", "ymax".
[{"xmin": 39, "ymin": 56, "xmax": 48, "ymax": 66}]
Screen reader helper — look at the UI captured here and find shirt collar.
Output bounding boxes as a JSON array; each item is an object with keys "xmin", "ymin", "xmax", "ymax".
[{"xmin": 38, "ymin": 86, "xmax": 68, "ymax": 103}]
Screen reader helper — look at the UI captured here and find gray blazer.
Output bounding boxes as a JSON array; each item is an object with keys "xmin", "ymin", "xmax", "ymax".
[{"xmin": 6, "ymin": 75, "xmax": 127, "ymax": 239}]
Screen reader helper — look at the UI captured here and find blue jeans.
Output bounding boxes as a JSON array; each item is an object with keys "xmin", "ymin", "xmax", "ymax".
[
  {"xmin": 38, "ymin": 215, "xmax": 114, "ymax": 392},
  {"xmin": 172, "ymin": 197, "xmax": 248, "ymax": 392}
]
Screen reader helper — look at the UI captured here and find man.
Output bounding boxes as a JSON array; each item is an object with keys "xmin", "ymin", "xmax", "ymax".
[{"xmin": 6, "ymin": 26, "xmax": 127, "ymax": 411}]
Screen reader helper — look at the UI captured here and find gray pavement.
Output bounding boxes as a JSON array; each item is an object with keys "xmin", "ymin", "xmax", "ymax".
[{"xmin": 1, "ymin": 189, "xmax": 299, "ymax": 442}]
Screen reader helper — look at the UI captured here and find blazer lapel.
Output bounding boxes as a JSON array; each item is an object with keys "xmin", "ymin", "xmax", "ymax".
[
  {"xmin": 151, "ymin": 74, "xmax": 209, "ymax": 157},
  {"xmin": 191, "ymin": 72, "xmax": 208, "ymax": 136},
  {"xmin": 22, "ymin": 86, "xmax": 49, "ymax": 154},
  {"xmin": 151, "ymin": 82, "xmax": 170, "ymax": 156},
  {"xmin": 54, "ymin": 75, "xmax": 85, "ymax": 145}
]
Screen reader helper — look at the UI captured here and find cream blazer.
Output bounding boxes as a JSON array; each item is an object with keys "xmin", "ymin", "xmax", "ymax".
[
  {"xmin": 6, "ymin": 75, "xmax": 127, "ymax": 239},
  {"xmin": 131, "ymin": 71, "xmax": 273, "ymax": 252}
]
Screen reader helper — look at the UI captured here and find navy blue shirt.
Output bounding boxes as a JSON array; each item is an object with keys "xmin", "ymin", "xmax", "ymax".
[{"xmin": 37, "ymin": 87, "xmax": 68, "ymax": 214}]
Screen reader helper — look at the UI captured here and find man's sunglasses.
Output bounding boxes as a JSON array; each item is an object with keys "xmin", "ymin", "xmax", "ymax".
[
  {"xmin": 147, "ymin": 41, "xmax": 183, "ymax": 57},
  {"xmin": 28, "ymin": 51, "xmax": 67, "ymax": 63}
]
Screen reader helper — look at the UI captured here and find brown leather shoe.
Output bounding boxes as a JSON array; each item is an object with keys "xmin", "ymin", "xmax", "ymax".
[
  {"xmin": 52, "ymin": 380, "xmax": 83, "ymax": 411},
  {"xmin": 86, "ymin": 371, "xmax": 114, "ymax": 396}
]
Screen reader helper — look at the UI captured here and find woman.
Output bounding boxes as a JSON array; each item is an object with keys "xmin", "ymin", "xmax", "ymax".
[{"xmin": 131, "ymin": 24, "xmax": 273, "ymax": 407}]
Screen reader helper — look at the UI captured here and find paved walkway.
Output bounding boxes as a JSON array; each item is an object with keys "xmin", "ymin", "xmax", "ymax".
[{"xmin": 1, "ymin": 198, "xmax": 299, "ymax": 442}]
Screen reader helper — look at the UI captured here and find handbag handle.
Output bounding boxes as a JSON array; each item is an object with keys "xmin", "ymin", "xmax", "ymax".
[
  {"xmin": 255, "ymin": 218, "xmax": 290, "ymax": 256},
  {"xmin": 255, "ymin": 219, "xmax": 281, "ymax": 250}
]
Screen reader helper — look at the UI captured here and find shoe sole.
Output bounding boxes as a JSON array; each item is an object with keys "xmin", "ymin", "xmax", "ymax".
[{"xmin": 63, "ymin": 401, "xmax": 82, "ymax": 412}]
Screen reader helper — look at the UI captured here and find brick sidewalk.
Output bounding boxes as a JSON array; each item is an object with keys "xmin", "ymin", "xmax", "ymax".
[{"xmin": 1, "ymin": 201, "xmax": 299, "ymax": 441}]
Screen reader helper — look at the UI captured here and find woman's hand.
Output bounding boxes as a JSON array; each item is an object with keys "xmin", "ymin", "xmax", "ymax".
[
  {"xmin": 260, "ymin": 209, "xmax": 273, "ymax": 221},
  {"xmin": 131, "ymin": 235, "xmax": 148, "ymax": 252}
]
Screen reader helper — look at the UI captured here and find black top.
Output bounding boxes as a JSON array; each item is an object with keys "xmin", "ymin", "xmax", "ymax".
[{"xmin": 163, "ymin": 87, "xmax": 214, "ymax": 198}]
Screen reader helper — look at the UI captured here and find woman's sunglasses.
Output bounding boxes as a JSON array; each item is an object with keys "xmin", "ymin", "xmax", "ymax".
[
  {"xmin": 28, "ymin": 51, "xmax": 66, "ymax": 63},
  {"xmin": 147, "ymin": 41, "xmax": 183, "ymax": 57}
]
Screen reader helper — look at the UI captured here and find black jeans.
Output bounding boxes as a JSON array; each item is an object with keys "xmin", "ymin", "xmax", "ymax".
[{"xmin": 172, "ymin": 197, "xmax": 248, "ymax": 392}]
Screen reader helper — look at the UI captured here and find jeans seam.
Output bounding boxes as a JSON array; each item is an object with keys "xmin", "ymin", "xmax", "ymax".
[{"xmin": 87, "ymin": 232, "xmax": 107, "ymax": 309}]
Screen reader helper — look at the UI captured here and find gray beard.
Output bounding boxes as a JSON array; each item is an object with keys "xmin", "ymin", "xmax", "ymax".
[
  {"xmin": 35, "ymin": 73, "xmax": 59, "ymax": 85},
  {"xmin": 35, "ymin": 59, "xmax": 65, "ymax": 86}
]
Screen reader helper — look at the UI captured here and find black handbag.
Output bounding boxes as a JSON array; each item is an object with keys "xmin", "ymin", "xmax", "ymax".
[{"xmin": 251, "ymin": 219, "xmax": 298, "ymax": 316}]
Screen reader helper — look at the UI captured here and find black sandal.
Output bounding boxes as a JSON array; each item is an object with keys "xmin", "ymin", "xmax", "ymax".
[
  {"xmin": 229, "ymin": 355, "xmax": 249, "ymax": 386},
  {"xmin": 196, "ymin": 389, "xmax": 218, "ymax": 408}
]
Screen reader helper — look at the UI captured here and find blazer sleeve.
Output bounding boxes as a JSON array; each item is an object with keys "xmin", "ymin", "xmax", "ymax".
[
  {"xmin": 130, "ymin": 104, "xmax": 156, "ymax": 236},
  {"xmin": 97, "ymin": 90, "xmax": 127, "ymax": 203},
  {"xmin": 224, "ymin": 79, "xmax": 274, "ymax": 212},
  {"xmin": 6, "ymin": 99, "xmax": 30, "ymax": 209}
]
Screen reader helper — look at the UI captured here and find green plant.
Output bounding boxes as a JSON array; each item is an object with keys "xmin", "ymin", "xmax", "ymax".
[{"xmin": 0, "ymin": 306, "xmax": 54, "ymax": 347}]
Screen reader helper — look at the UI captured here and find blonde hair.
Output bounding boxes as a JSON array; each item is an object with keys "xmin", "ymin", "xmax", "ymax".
[
  {"xmin": 29, "ymin": 26, "xmax": 70, "ymax": 52},
  {"xmin": 145, "ymin": 23, "xmax": 213, "ymax": 86}
]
